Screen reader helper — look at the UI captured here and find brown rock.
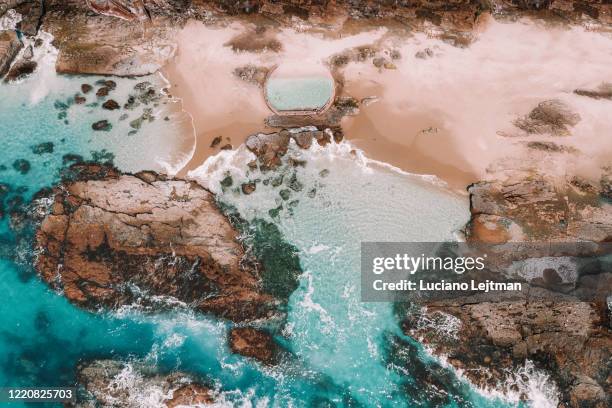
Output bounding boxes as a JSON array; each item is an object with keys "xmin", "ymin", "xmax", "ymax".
[
  {"xmin": 403, "ymin": 298, "xmax": 611, "ymax": 407},
  {"xmin": 102, "ymin": 99, "xmax": 120, "ymax": 110},
  {"xmin": 34, "ymin": 164, "xmax": 275, "ymax": 322},
  {"xmin": 167, "ymin": 384, "xmax": 214, "ymax": 408},
  {"xmin": 241, "ymin": 182, "xmax": 256, "ymax": 195},
  {"xmin": 14, "ymin": 0, "xmax": 43, "ymax": 36},
  {"xmin": 86, "ymin": 0, "xmax": 150, "ymax": 21},
  {"xmin": 245, "ymin": 131, "xmax": 291, "ymax": 170},
  {"xmin": 0, "ymin": 30, "xmax": 22, "ymax": 79},
  {"xmin": 210, "ymin": 136, "xmax": 222, "ymax": 148},
  {"xmin": 3, "ymin": 59, "xmax": 37, "ymax": 82},
  {"xmin": 292, "ymin": 131, "xmax": 314, "ymax": 149},
  {"xmin": 81, "ymin": 83, "xmax": 93, "ymax": 94},
  {"xmin": 45, "ymin": 3, "xmax": 176, "ymax": 76},
  {"xmin": 96, "ymin": 86, "xmax": 110, "ymax": 97},
  {"xmin": 229, "ymin": 327, "xmax": 278, "ymax": 364},
  {"xmin": 74, "ymin": 94, "xmax": 86, "ymax": 104}
]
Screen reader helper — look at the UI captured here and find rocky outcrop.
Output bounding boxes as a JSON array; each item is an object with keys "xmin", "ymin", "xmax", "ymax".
[
  {"xmin": 407, "ymin": 116, "xmax": 612, "ymax": 407},
  {"xmin": 402, "ymin": 292, "xmax": 611, "ymax": 408},
  {"xmin": 86, "ymin": 0, "xmax": 150, "ymax": 22},
  {"xmin": 42, "ymin": 1, "xmax": 178, "ymax": 76},
  {"xmin": 34, "ymin": 163, "xmax": 276, "ymax": 322},
  {"xmin": 13, "ymin": 0, "xmax": 43, "ymax": 35},
  {"xmin": 0, "ymin": 30, "xmax": 21, "ymax": 78},
  {"xmin": 75, "ymin": 359, "xmax": 214, "ymax": 407},
  {"xmin": 466, "ymin": 176, "xmax": 612, "ymax": 243},
  {"xmin": 0, "ymin": 0, "xmax": 605, "ymax": 78},
  {"xmin": 245, "ymin": 127, "xmax": 335, "ymax": 170},
  {"xmin": 229, "ymin": 327, "xmax": 280, "ymax": 364}
]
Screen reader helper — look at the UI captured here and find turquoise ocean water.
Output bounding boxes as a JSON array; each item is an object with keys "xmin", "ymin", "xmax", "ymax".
[{"xmin": 0, "ymin": 59, "xmax": 553, "ymax": 406}]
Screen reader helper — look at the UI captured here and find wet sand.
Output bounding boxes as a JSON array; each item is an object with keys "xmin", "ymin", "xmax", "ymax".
[{"xmin": 165, "ymin": 16, "xmax": 612, "ymax": 190}]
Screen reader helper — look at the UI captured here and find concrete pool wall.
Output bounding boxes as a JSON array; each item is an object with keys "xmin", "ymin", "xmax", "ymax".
[{"xmin": 264, "ymin": 63, "xmax": 336, "ymax": 115}]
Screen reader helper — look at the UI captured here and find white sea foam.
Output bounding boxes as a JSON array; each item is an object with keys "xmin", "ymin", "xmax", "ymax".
[
  {"xmin": 413, "ymin": 308, "xmax": 462, "ymax": 340},
  {"xmin": 422, "ymin": 344, "xmax": 560, "ymax": 408},
  {"xmin": 0, "ymin": 9, "xmax": 21, "ymax": 30}
]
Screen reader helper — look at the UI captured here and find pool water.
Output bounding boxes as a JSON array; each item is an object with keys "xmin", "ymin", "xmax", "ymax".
[{"xmin": 265, "ymin": 76, "xmax": 334, "ymax": 113}]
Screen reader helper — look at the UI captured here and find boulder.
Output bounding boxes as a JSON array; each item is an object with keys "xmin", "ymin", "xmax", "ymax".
[
  {"xmin": 229, "ymin": 327, "xmax": 279, "ymax": 364},
  {"xmin": 102, "ymin": 99, "xmax": 120, "ymax": 110},
  {"xmin": 245, "ymin": 131, "xmax": 291, "ymax": 170}
]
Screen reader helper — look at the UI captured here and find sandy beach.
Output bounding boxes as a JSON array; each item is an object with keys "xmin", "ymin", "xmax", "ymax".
[{"xmin": 165, "ymin": 15, "xmax": 612, "ymax": 190}]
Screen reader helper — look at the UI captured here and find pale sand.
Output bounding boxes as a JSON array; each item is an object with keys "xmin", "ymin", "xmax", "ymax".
[{"xmin": 166, "ymin": 16, "xmax": 612, "ymax": 190}]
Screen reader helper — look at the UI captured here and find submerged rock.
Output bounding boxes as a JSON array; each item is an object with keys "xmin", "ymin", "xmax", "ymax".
[
  {"xmin": 12, "ymin": 159, "xmax": 30, "ymax": 174},
  {"xmin": 31, "ymin": 142, "xmax": 54, "ymax": 155},
  {"xmin": 34, "ymin": 164, "xmax": 276, "ymax": 322},
  {"xmin": 96, "ymin": 79, "xmax": 117, "ymax": 90},
  {"xmin": 92, "ymin": 119, "xmax": 112, "ymax": 131}
]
